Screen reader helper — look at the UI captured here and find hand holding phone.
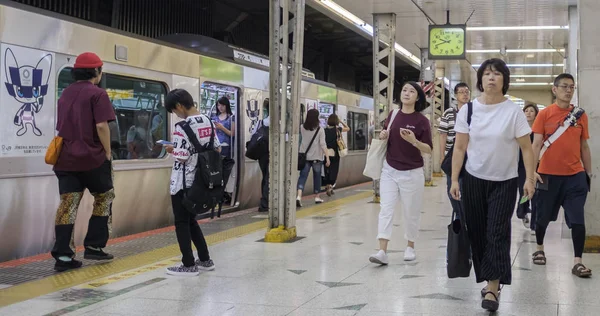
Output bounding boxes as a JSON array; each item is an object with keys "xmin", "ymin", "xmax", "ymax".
[{"xmin": 156, "ymin": 140, "xmax": 173, "ymax": 146}]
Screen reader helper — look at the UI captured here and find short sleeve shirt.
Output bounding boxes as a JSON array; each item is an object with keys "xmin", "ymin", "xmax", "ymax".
[
  {"xmin": 169, "ymin": 114, "xmax": 221, "ymax": 195},
  {"xmin": 384, "ymin": 110, "xmax": 433, "ymax": 171},
  {"xmin": 532, "ymin": 104, "xmax": 589, "ymax": 176},
  {"xmin": 54, "ymin": 81, "xmax": 116, "ymax": 172},
  {"xmin": 438, "ymin": 107, "xmax": 457, "ymax": 155},
  {"xmin": 454, "ymin": 98, "xmax": 531, "ymax": 181}
]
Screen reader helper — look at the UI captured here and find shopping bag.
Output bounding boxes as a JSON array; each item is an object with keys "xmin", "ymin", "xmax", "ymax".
[{"xmin": 446, "ymin": 211, "xmax": 472, "ymax": 278}]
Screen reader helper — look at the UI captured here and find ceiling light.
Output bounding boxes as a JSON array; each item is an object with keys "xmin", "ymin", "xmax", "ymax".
[
  {"xmin": 511, "ymin": 74, "xmax": 557, "ymax": 78},
  {"xmin": 466, "ymin": 49, "xmax": 565, "ymax": 53},
  {"xmin": 472, "ymin": 64, "xmax": 564, "ymax": 68},
  {"xmin": 467, "ymin": 26, "xmax": 568, "ymax": 31},
  {"xmin": 516, "ymin": 78, "xmax": 525, "ymax": 82},
  {"xmin": 526, "ymin": 54, "xmax": 535, "ymax": 58},
  {"xmin": 317, "ymin": 0, "xmax": 420, "ymax": 66},
  {"xmin": 510, "ymin": 82, "xmax": 553, "ymax": 86}
]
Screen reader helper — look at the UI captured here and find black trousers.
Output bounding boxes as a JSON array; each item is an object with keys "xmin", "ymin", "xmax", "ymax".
[
  {"xmin": 172, "ymin": 190, "xmax": 210, "ymax": 267},
  {"xmin": 258, "ymin": 155, "xmax": 269, "ymax": 211},
  {"xmin": 462, "ymin": 172, "xmax": 518, "ymax": 285},
  {"xmin": 52, "ymin": 160, "xmax": 115, "ymax": 259}
]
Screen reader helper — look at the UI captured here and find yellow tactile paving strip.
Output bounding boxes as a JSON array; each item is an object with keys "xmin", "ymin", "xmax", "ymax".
[{"xmin": 0, "ymin": 191, "xmax": 371, "ymax": 308}]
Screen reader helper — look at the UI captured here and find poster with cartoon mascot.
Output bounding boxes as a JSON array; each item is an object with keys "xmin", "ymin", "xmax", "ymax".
[{"xmin": 0, "ymin": 44, "xmax": 55, "ymax": 157}]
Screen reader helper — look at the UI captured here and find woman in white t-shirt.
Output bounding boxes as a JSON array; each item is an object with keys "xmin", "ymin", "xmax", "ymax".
[{"xmin": 449, "ymin": 58, "xmax": 535, "ymax": 312}]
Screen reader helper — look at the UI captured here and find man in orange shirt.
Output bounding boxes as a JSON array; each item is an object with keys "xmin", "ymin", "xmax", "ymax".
[{"xmin": 531, "ymin": 73, "xmax": 592, "ymax": 277}]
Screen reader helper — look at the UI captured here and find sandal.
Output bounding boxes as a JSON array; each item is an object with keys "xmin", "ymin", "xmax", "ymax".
[
  {"xmin": 532, "ymin": 250, "xmax": 546, "ymax": 265},
  {"xmin": 481, "ymin": 291, "xmax": 499, "ymax": 312},
  {"xmin": 480, "ymin": 285, "xmax": 501, "ymax": 298},
  {"xmin": 572, "ymin": 263, "xmax": 592, "ymax": 278}
]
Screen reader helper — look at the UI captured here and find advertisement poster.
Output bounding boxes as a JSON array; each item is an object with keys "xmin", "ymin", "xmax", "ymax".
[
  {"xmin": 304, "ymin": 98, "xmax": 318, "ymax": 111},
  {"xmin": 0, "ymin": 44, "xmax": 55, "ymax": 157}
]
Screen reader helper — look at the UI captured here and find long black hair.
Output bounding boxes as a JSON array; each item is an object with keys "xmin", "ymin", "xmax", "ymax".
[
  {"xmin": 401, "ymin": 81, "xmax": 428, "ymax": 112},
  {"xmin": 303, "ymin": 109, "xmax": 320, "ymax": 130},
  {"xmin": 215, "ymin": 96, "xmax": 233, "ymax": 116}
]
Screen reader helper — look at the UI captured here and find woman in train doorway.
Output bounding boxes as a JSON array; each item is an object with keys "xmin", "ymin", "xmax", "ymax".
[
  {"xmin": 297, "ymin": 109, "xmax": 330, "ymax": 207},
  {"xmin": 369, "ymin": 82, "xmax": 432, "ymax": 265},
  {"xmin": 322, "ymin": 114, "xmax": 350, "ymax": 196},
  {"xmin": 516, "ymin": 103, "xmax": 539, "ymax": 234},
  {"xmin": 211, "ymin": 96, "xmax": 235, "ymax": 203},
  {"xmin": 450, "ymin": 58, "xmax": 535, "ymax": 312}
]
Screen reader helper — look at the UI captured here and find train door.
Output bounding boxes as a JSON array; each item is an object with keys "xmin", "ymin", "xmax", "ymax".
[{"xmin": 199, "ymin": 82, "xmax": 240, "ymax": 207}]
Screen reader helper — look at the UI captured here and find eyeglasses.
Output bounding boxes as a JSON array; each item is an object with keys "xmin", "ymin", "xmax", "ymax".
[{"xmin": 556, "ymin": 85, "xmax": 576, "ymax": 91}]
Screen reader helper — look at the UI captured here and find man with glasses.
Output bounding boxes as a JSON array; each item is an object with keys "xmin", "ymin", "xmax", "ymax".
[
  {"xmin": 439, "ymin": 82, "xmax": 470, "ymax": 217},
  {"xmin": 531, "ymin": 73, "xmax": 592, "ymax": 277}
]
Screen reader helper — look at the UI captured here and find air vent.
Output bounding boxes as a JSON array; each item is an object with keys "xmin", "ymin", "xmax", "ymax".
[{"xmin": 115, "ymin": 45, "xmax": 128, "ymax": 62}]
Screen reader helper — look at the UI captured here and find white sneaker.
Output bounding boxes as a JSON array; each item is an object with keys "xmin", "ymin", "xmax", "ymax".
[
  {"xmin": 531, "ymin": 230, "xmax": 536, "ymax": 236},
  {"xmin": 369, "ymin": 250, "xmax": 389, "ymax": 265},
  {"xmin": 315, "ymin": 197, "xmax": 324, "ymax": 204},
  {"xmin": 404, "ymin": 247, "xmax": 416, "ymax": 261}
]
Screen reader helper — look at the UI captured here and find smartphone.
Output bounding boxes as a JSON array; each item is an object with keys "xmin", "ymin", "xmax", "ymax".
[
  {"xmin": 156, "ymin": 140, "xmax": 173, "ymax": 146},
  {"xmin": 519, "ymin": 196, "xmax": 529, "ymax": 204}
]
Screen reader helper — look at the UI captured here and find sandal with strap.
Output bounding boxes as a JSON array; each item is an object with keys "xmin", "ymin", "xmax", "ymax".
[
  {"xmin": 572, "ymin": 263, "xmax": 592, "ymax": 278},
  {"xmin": 480, "ymin": 285, "xmax": 502, "ymax": 298},
  {"xmin": 532, "ymin": 250, "xmax": 546, "ymax": 265},
  {"xmin": 481, "ymin": 291, "xmax": 499, "ymax": 312}
]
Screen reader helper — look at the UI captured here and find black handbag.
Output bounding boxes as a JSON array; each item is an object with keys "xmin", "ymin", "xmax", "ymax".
[
  {"xmin": 441, "ymin": 102, "xmax": 472, "ymax": 175},
  {"xmin": 298, "ymin": 127, "xmax": 320, "ymax": 171},
  {"xmin": 446, "ymin": 207, "xmax": 472, "ymax": 278}
]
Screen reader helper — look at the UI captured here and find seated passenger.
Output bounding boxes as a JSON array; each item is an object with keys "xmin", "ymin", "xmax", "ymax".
[
  {"xmin": 126, "ymin": 110, "xmax": 151, "ymax": 159},
  {"xmin": 163, "ymin": 88, "xmax": 219, "ymax": 276}
]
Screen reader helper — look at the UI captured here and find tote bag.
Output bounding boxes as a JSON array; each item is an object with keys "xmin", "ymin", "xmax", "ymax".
[
  {"xmin": 446, "ymin": 209, "xmax": 472, "ymax": 278},
  {"xmin": 362, "ymin": 109, "xmax": 398, "ymax": 180}
]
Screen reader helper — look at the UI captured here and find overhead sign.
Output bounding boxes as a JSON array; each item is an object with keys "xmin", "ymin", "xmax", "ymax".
[{"xmin": 0, "ymin": 44, "xmax": 55, "ymax": 157}]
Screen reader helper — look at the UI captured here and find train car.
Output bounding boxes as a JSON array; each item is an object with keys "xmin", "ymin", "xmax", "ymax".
[{"xmin": 0, "ymin": 2, "xmax": 372, "ymax": 261}]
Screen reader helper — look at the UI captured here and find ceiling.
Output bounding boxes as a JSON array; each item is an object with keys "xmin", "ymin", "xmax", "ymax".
[{"xmin": 311, "ymin": 0, "xmax": 577, "ymax": 91}]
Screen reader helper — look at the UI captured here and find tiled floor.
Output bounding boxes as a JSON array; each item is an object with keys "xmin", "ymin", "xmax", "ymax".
[{"xmin": 2, "ymin": 177, "xmax": 599, "ymax": 316}]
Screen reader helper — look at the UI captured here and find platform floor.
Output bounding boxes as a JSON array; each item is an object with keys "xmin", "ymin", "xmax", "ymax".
[{"xmin": 1, "ymin": 177, "xmax": 599, "ymax": 316}]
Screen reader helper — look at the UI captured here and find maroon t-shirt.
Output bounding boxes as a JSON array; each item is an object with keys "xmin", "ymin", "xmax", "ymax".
[
  {"xmin": 384, "ymin": 110, "xmax": 433, "ymax": 171},
  {"xmin": 54, "ymin": 81, "xmax": 116, "ymax": 172}
]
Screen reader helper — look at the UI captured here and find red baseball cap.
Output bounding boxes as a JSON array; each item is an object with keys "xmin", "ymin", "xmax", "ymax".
[{"xmin": 74, "ymin": 52, "xmax": 103, "ymax": 69}]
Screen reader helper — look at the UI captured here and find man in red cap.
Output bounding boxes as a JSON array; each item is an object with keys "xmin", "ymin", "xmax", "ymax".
[{"xmin": 51, "ymin": 52, "xmax": 116, "ymax": 272}]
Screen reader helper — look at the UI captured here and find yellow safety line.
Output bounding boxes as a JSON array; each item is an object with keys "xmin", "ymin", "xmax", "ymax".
[{"xmin": 0, "ymin": 191, "xmax": 371, "ymax": 307}]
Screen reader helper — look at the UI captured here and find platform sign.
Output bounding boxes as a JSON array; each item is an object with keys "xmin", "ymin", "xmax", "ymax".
[{"xmin": 0, "ymin": 44, "xmax": 55, "ymax": 157}]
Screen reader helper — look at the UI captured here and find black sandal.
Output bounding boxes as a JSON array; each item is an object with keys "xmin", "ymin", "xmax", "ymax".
[
  {"xmin": 572, "ymin": 263, "xmax": 592, "ymax": 278},
  {"xmin": 532, "ymin": 250, "xmax": 546, "ymax": 265},
  {"xmin": 481, "ymin": 291, "xmax": 499, "ymax": 312},
  {"xmin": 480, "ymin": 285, "xmax": 501, "ymax": 298}
]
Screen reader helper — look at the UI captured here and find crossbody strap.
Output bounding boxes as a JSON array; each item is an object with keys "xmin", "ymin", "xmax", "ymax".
[
  {"xmin": 305, "ymin": 126, "xmax": 320, "ymax": 153},
  {"xmin": 539, "ymin": 107, "xmax": 584, "ymax": 159}
]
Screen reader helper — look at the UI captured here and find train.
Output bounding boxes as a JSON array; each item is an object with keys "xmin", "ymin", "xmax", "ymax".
[{"xmin": 0, "ymin": 2, "xmax": 379, "ymax": 261}]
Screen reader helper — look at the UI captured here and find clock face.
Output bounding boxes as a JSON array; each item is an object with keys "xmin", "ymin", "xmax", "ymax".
[{"xmin": 429, "ymin": 26, "xmax": 466, "ymax": 59}]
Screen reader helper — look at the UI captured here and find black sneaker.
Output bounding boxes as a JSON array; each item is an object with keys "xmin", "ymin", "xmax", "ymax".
[
  {"xmin": 54, "ymin": 258, "xmax": 83, "ymax": 272},
  {"xmin": 84, "ymin": 247, "xmax": 114, "ymax": 261}
]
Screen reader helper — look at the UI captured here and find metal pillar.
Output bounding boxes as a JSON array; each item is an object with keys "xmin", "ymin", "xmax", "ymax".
[
  {"xmin": 265, "ymin": 0, "xmax": 305, "ymax": 242},
  {"xmin": 419, "ymin": 48, "xmax": 436, "ymax": 186},
  {"xmin": 568, "ymin": 5, "xmax": 579, "ymax": 106},
  {"xmin": 371, "ymin": 13, "xmax": 396, "ymax": 203}
]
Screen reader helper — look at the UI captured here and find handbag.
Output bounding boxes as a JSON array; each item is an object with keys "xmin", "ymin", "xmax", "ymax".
[
  {"xmin": 45, "ymin": 136, "xmax": 63, "ymax": 165},
  {"xmin": 362, "ymin": 109, "xmax": 399, "ymax": 180},
  {"xmin": 336, "ymin": 129, "xmax": 348, "ymax": 157},
  {"xmin": 446, "ymin": 208, "xmax": 472, "ymax": 278},
  {"xmin": 441, "ymin": 102, "xmax": 473, "ymax": 176},
  {"xmin": 298, "ymin": 127, "xmax": 320, "ymax": 171}
]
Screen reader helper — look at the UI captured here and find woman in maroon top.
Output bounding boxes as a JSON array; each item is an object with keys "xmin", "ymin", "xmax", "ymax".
[{"xmin": 369, "ymin": 82, "xmax": 433, "ymax": 265}]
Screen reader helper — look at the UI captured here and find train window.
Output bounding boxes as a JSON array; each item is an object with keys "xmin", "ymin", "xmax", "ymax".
[
  {"xmin": 56, "ymin": 68, "xmax": 168, "ymax": 161},
  {"xmin": 347, "ymin": 111, "xmax": 368, "ymax": 151},
  {"xmin": 200, "ymin": 82, "xmax": 239, "ymax": 116}
]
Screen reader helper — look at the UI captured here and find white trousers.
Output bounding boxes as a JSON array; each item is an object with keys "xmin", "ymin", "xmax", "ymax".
[{"xmin": 377, "ymin": 161, "xmax": 425, "ymax": 242}]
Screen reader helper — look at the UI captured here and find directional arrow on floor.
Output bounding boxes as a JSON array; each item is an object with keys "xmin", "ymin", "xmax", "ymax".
[
  {"xmin": 399, "ymin": 275, "xmax": 424, "ymax": 280},
  {"xmin": 349, "ymin": 242, "xmax": 363, "ymax": 245},
  {"xmin": 410, "ymin": 293, "xmax": 462, "ymax": 300},
  {"xmin": 316, "ymin": 281, "xmax": 361, "ymax": 288},
  {"xmin": 288, "ymin": 270, "xmax": 307, "ymax": 275},
  {"xmin": 334, "ymin": 303, "xmax": 367, "ymax": 311}
]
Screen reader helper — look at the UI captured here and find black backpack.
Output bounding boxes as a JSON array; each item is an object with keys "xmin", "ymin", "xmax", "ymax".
[
  {"xmin": 245, "ymin": 120, "xmax": 269, "ymax": 160},
  {"xmin": 440, "ymin": 102, "xmax": 472, "ymax": 176},
  {"xmin": 178, "ymin": 119, "xmax": 224, "ymax": 215}
]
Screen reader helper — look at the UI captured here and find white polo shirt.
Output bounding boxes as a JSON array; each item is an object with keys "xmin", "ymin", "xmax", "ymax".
[{"xmin": 454, "ymin": 98, "xmax": 531, "ymax": 181}]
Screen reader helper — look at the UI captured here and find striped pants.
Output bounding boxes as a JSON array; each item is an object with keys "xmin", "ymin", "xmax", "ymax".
[{"xmin": 462, "ymin": 172, "xmax": 518, "ymax": 285}]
